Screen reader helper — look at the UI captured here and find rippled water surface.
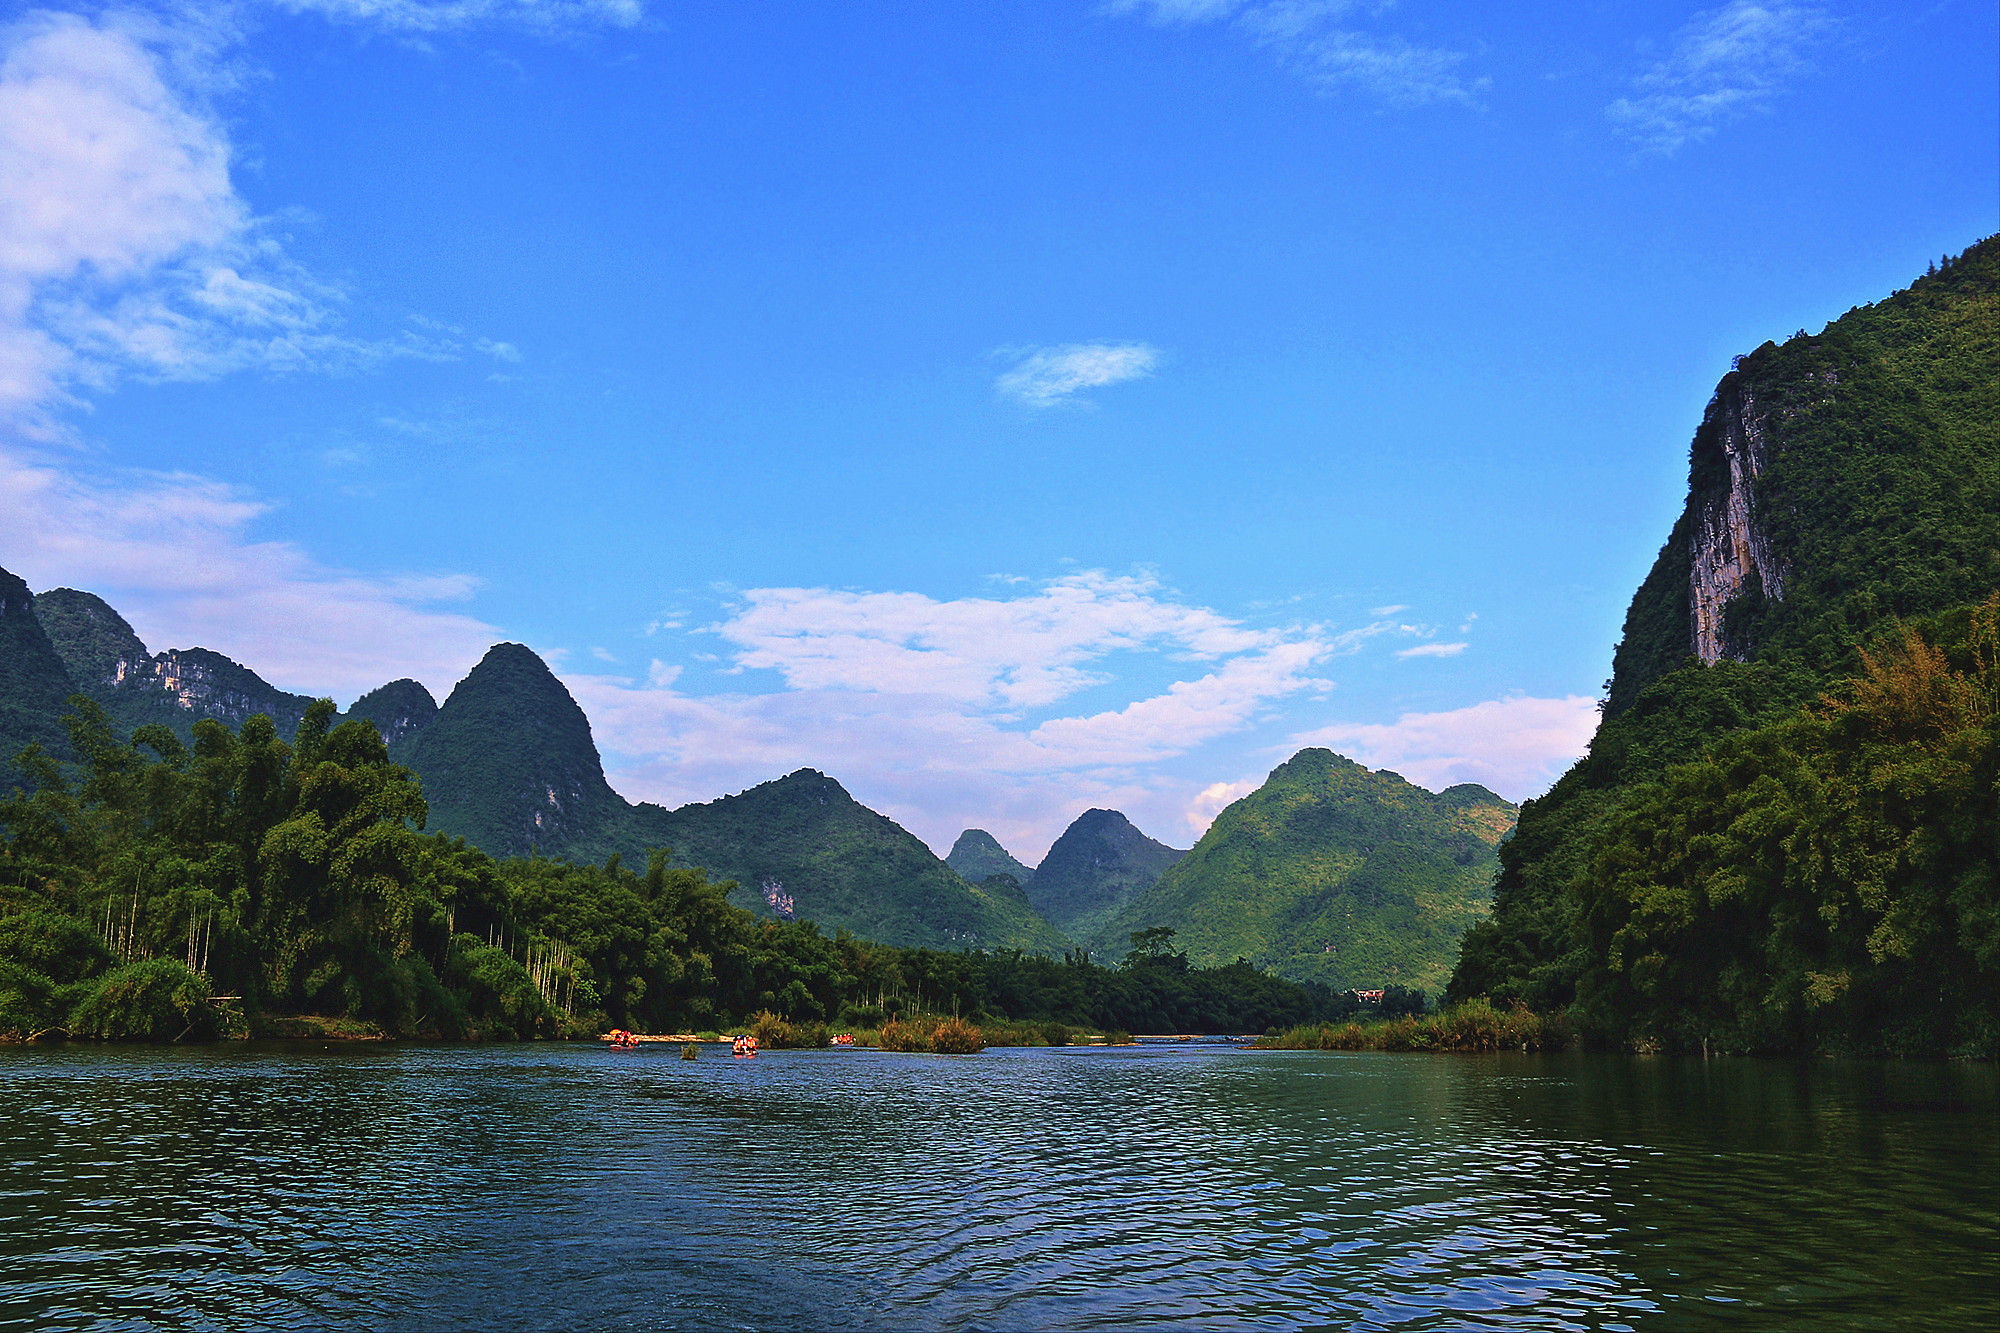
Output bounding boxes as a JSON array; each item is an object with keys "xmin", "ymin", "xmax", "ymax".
[{"xmin": 2, "ymin": 1043, "xmax": 1995, "ymax": 1331}]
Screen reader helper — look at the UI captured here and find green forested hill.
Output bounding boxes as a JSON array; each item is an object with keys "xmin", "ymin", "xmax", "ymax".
[
  {"xmin": 1451, "ymin": 238, "xmax": 2000, "ymax": 1053},
  {"xmin": 398, "ymin": 643, "xmax": 631, "ymax": 860},
  {"xmin": 0, "ymin": 570, "xmax": 76, "ymax": 767},
  {"xmin": 630, "ymin": 772, "xmax": 1072, "ymax": 953},
  {"xmin": 1092, "ymin": 749, "xmax": 1515, "ymax": 993},
  {"xmin": 944, "ymin": 829, "xmax": 1037, "ymax": 890},
  {"xmin": 33, "ymin": 588, "xmax": 319, "ymax": 743},
  {"xmin": 1026, "ymin": 809, "xmax": 1183, "ymax": 940}
]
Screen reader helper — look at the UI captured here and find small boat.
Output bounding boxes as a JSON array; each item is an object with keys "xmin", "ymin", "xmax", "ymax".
[
  {"xmin": 731, "ymin": 1035, "xmax": 759, "ymax": 1057},
  {"xmin": 605, "ymin": 1028, "xmax": 641, "ymax": 1049},
  {"xmin": 830, "ymin": 1033, "xmax": 855, "ymax": 1047}
]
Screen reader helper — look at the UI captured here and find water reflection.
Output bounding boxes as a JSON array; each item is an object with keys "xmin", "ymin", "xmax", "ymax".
[{"xmin": 1, "ymin": 1045, "xmax": 1992, "ymax": 1331}]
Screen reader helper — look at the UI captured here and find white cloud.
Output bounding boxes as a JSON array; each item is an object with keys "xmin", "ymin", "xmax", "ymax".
[
  {"xmin": 1289, "ymin": 694, "xmax": 1600, "ymax": 802},
  {"xmin": 994, "ymin": 342, "xmax": 1158, "ymax": 409},
  {"xmin": 1369, "ymin": 603, "xmax": 1408, "ymax": 616},
  {"xmin": 1395, "ymin": 641, "xmax": 1467, "ymax": 659},
  {"xmin": 718, "ymin": 572, "xmax": 1269, "ymax": 708},
  {"xmin": 1113, "ymin": 0, "xmax": 1487, "ymax": 108},
  {"xmin": 0, "ymin": 11, "xmax": 473, "ymax": 434},
  {"xmin": 563, "ymin": 572, "xmax": 1346, "ymax": 855},
  {"xmin": 1182, "ymin": 776, "xmax": 1259, "ymax": 839},
  {"xmin": 0, "ymin": 439, "xmax": 498, "ymax": 701},
  {"xmin": 1607, "ymin": 2, "xmax": 1834, "ymax": 155}
]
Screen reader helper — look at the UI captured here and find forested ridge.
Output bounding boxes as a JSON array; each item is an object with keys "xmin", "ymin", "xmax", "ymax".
[
  {"xmin": 1450, "ymin": 238, "xmax": 2000, "ymax": 1056},
  {"xmin": 0, "ymin": 699, "xmax": 1343, "ymax": 1042}
]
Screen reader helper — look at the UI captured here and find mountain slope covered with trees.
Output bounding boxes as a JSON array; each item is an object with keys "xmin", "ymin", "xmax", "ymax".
[
  {"xmin": 1093, "ymin": 749, "xmax": 1516, "ymax": 994},
  {"xmin": 1450, "ymin": 238, "xmax": 2000, "ymax": 1055}
]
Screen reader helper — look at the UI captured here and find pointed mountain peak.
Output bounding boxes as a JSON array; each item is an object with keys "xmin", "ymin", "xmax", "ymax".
[
  {"xmin": 404, "ymin": 642, "xmax": 622, "ymax": 858},
  {"xmin": 946, "ymin": 829, "xmax": 1037, "ymax": 887},
  {"xmin": 1029, "ymin": 808, "xmax": 1185, "ymax": 935}
]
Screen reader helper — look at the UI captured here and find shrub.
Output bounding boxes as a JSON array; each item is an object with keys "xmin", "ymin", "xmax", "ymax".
[
  {"xmin": 1103, "ymin": 1030, "xmax": 1133, "ymax": 1046},
  {"xmin": 750, "ymin": 1009, "xmax": 794, "ymax": 1047},
  {"xmin": 879, "ymin": 1017, "xmax": 928, "ymax": 1052},
  {"xmin": 445, "ymin": 936, "xmax": 556, "ymax": 1040},
  {"xmin": 0, "ymin": 960, "xmax": 61, "ymax": 1040},
  {"xmin": 1039, "ymin": 1021, "xmax": 1071, "ymax": 1046},
  {"xmin": 69, "ymin": 959, "xmax": 223, "ymax": 1041},
  {"xmin": 929, "ymin": 1016, "xmax": 985, "ymax": 1055},
  {"xmin": 0, "ymin": 911, "xmax": 111, "ymax": 985}
]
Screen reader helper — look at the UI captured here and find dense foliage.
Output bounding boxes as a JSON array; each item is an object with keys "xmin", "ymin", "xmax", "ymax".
[
  {"xmin": 0, "ymin": 703, "xmax": 1340, "ymax": 1041},
  {"xmin": 1098, "ymin": 749, "xmax": 1515, "ymax": 993},
  {"xmin": 630, "ymin": 768, "xmax": 1073, "ymax": 953},
  {"xmin": 1570, "ymin": 601, "xmax": 2000, "ymax": 1054},
  {"xmin": 1453, "ymin": 238, "xmax": 2000, "ymax": 1052},
  {"xmin": 1023, "ymin": 808, "xmax": 1183, "ymax": 939}
]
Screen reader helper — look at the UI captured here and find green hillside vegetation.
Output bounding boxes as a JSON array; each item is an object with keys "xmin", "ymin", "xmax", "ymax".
[
  {"xmin": 34, "ymin": 588, "xmax": 320, "ymax": 743},
  {"xmin": 0, "ymin": 571, "xmax": 76, "ymax": 768},
  {"xmin": 631, "ymin": 772, "xmax": 1072, "ymax": 953},
  {"xmin": 349, "ymin": 678, "xmax": 438, "ymax": 748},
  {"xmin": 0, "ymin": 701, "xmax": 1336, "ymax": 1041},
  {"xmin": 945, "ymin": 829, "xmax": 1036, "ymax": 890},
  {"xmin": 1026, "ymin": 808, "xmax": 1184, "ymax": 939},
  {"xmin": 1451, "ymin": 239, "xmax": 2000, "ymax": 1054},
  {"xmin": 397, "ymin": 643, "xmax": 630, "ymax": 861},
  {"xmin": 1093, "ymin": 749, "xmax": 1516, "ymax": 994},
  {"xmin": 1570, "ymin": 600, "xmax": 2000, "ymax": 1055}
]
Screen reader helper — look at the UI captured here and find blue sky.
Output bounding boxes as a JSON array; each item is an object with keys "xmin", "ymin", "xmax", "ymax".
[{"xmin": 1, "ymin": 0, "xmax": 1993, "ymax": 858}]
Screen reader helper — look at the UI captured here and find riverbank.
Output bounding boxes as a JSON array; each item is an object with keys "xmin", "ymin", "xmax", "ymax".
[{"xmin": 1254, "ymin": 999, "xmax": 1576, "ymax": 1053}]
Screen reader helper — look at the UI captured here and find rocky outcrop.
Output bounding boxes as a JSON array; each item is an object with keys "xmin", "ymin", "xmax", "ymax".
[
  {"xmin": 32, "ymin": 587, "xmax": 316, "ymax": 736},
  {"xmin": 1686, "ymin": 381, "xmax": 1788, "ymax": 663}
]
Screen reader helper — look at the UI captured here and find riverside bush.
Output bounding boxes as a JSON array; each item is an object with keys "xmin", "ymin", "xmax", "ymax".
[
  {"xmin": 928, "ymin": 1016, "xmax": 985, "ymax": 1054},
  {"xmin": 1256, "ymin": 1001, "xmax": 1575, "ymax": 1053},
  {"xmin": 878, "ymin": 1017, "xmax": 927, "ymax": 1052},
  {"xmin": 68, "ymin": 959, "xmax": 223, "ymax": 1042}
]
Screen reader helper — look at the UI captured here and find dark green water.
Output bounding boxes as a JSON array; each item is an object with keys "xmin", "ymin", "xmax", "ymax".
[{"xmin": 1, "ymin": 1044, "xmax": 1993, "ymax": 1331}]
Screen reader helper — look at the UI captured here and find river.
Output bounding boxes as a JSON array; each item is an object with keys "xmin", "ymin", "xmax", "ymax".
[{"xmin": 2, "ymin": 1043, "xmax": 1993, "ymax": 1330}]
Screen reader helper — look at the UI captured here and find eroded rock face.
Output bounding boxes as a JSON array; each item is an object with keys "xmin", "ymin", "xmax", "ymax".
[{"xmin": 1687, "ymin": 382, "xmax": 1787, "ymax": 663}]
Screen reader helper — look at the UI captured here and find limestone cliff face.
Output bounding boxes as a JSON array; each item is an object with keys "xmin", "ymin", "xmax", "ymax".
[{"xmin": 1686, "ymin": 380, "xmax": 1788, "ymax": 664}]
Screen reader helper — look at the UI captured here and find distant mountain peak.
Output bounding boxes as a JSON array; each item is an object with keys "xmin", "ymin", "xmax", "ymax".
[
  {"xmin": 31, "ymin": 588, "xmax": 150, "ymax": 690},
  {"xmin": 1028, "ymin": 808, "xmax": 1183, "ymax": 936},
  {"xmin": 349, "ymin": 678, "xmax": 438, "ymax": 750},
  {"xmin": 946, "ymin": 829, "xmax": 1037, "ymax": 889},
  {"xmin": 400, "ymin": 641, "xmax": 621, "ymax": 858}
]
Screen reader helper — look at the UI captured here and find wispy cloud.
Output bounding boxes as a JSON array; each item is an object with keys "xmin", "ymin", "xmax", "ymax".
[
  {"xmin": 1112, "ymin": 0, "xmax": 1487, "ymax": 109},
  {"xmin": 1607, "ymin": 2, "xmax": 1835, "ymax": 155},
  {"xmin": 271, "ymin": 0, "xmax": 645, "ymax": 35},
  {"xmin": 0, "ymin": 440, "xmax": 498, "ymax": 700},
  {"xmin": 1395, "ymin": 641, "xmax": 1466, "ymax": 659},
  {"xmin": 994, "ymin": 342, "xmax": 1158, "ymax": 409},
  {"xmin": 0, "ymin": 11, "xmax": 466, "ymax": 434},
  {"xmin": 1289, "ymin": 694, "xmax": 1600, "ymax": 802}
]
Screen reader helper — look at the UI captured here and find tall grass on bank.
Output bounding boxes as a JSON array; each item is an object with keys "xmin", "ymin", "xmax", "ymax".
[
  {"xmin": 875, "ymin": 1014, "xmax": 986, "ymax": 1054},
  {"xmin": 1256, "ymin": 1000, "xmax": 1575, "ymax": 1053}
]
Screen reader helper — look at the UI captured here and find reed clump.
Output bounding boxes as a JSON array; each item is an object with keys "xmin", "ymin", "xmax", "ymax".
[
  {"xmin": 1255, "ymin": 1000, "xmax": 1575, "ymax": 1053},
  {"xmin": 874, "ymin": 1014, "xmax": 986, "ymax": 1053},
  {"xmin": 747, "ymin": 1011, "xmax": 834, "ymax": 1049}
]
